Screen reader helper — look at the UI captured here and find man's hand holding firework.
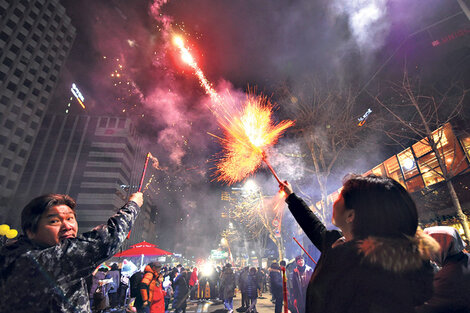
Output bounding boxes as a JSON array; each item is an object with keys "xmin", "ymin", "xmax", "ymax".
[
  {"xmin": 129, "ymin": 192, "xmax": 143, "ymax": 207},
  {"xmin": 279, "ymin": 181, "xmax": 293, "ymax": 196}
]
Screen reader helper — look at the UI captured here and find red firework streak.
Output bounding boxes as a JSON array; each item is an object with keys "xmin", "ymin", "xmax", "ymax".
[
  {"xmin": 293, "ymin": 237, "xmax": 317, "ymax": 264},
  {"xmin": 127, "ymin": 152, "xmax": 151, "ymax": 239},
  {"xmin": 281, "ymin": 266, "xmax": 289, "ymax": 313}
]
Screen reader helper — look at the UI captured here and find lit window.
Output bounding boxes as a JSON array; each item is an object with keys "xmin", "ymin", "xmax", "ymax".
[
  {"xmin": 383, "ymin": 156, "xmax": 405, "ymax": 187},
  {"xmin": 397, "ymin": 148, "xmax": 419, "ymax": 180}
]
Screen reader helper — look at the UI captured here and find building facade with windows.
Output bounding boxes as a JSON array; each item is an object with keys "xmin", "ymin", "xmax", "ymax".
[{"xmin": 0, "ymin": 0, "xmax": 75, "ymax": 200}]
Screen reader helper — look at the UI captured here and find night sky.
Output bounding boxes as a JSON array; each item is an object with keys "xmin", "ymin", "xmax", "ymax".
[{"xmin": 54, "ymin": 0, "xmax": 469, "ymax": 258}]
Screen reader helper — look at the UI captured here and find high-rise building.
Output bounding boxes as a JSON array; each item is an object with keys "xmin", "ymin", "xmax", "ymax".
[
  {"xmin": 10, "ymin": 114, "xmax": 159, "ymax": 242},
  {"xmin": 0, "ymin": 0, "xmax": 75, "ymax": 200}
]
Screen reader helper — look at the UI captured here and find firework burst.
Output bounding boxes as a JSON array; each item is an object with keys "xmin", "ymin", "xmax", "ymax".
[
  {"xmin": 172, "ymin": 34, "xmax": 294, "ymax": 184},
  {"xmin": 214, "ymin": 95, "xmax": 294, "ymax": 184}
]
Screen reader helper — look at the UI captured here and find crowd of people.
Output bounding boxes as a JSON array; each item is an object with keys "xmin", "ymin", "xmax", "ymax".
[
  {"xmin": 0, "ymin": 174, "xmax": 469, "ymax": 313},
  {"xmin": 86, "ymin": 254, "xmax": 318, "ymax": 313}
]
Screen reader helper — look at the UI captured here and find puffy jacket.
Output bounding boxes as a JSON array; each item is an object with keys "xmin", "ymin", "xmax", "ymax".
[
  {"xmin": 150, "ymin": 284, "xmax": 166, "ymax": 313},
  {"xmin": 246, "ymin": 273, "xmax": 258, "ymax": 299},
  {"xmin": 139, "ymin": 265, "xmax": 159, "ymax": 303},
  {"xmin": 189, "ymin": 269, "xmax": 198, "ymax": 287}
]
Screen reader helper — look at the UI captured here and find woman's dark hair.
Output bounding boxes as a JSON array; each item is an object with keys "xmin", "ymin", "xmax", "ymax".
[
  {"xmin": 21, "ymin": 194, "xmax": 76, "ymax": 234},
  {"xmin": 341, "ymin": 174, "xmax": 418, "ymax": 239}
]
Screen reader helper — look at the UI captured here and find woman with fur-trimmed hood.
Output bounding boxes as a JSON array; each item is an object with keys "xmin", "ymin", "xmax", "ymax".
[{"xmin": 280, "ymin": 174, "xmax": 440, "ymax": 313}]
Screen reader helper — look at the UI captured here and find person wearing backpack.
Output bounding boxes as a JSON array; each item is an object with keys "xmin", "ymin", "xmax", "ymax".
[
  {"xmin": 134, "ymin": 262, "xmax": 162, "ymax": 313},
  {"xmin": 130, "ymin": 271, "xmax": 144, "ymax": 299}
]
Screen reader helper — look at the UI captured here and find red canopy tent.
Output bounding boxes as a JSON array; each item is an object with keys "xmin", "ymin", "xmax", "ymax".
[{"xmin": 114, "ymin": 241, "xmax": 173, "ymax": 257}]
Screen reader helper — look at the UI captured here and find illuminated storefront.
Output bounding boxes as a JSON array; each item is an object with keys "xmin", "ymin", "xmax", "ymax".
[{"xmin": 363, "ymin": 123, "xmax": 469, "ymax": 192}]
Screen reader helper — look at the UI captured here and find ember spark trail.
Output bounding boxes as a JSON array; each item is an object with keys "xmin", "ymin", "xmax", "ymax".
[{"xmin": 173, "ymin": 36, "xmax": 219, "ymax": 103}]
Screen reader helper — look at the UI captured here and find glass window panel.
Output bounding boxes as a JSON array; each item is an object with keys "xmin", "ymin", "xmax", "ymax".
[
  {"xmin": 371, "ymin": 164, "xmax": 386, "ymax": 176},
  {"xmin": 118, "ymin": 118, "xmax": 126, "ymax": 128},
  {"xmin": 432, "ymin": 127, "xmax": 448, "ymax": 149},
  {"xmin": 108, "ymin": 118, "xmax": 117, "ymax": 128},
  {"xmin": 418, "ymin": 152, "xmax": 439, "ymax": 173},
  {"xmin": 438, "ymin": 124, "xmax": 468, "ymax": 176},
  {"xmin": 383, "ymin": 156, "xmax": 405, "ymax": 186},
  {"xmin": 398, "ymin": 148, "xmax": 419, "ymax": 180},
  {"xmin": 461, "ymin": 135, "xmax": 470, "ymax": 160},
  {"xmin": 99, "ymin": 118, "xmax": 107, "ymax": 128},
  {"xmin": 421, "ymin": 167, "xmax": 444, "ymax": 187},
  {"xmin": 412, "ymin": 138, "xmax": 432, "ymax": 157},
  {"xmin": 405, "ymin": 176, "xmax": 425, "ymax": 193}
]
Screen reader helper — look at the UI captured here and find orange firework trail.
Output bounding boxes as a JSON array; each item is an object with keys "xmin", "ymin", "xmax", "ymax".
[{"xmin": 172, "ymin": 34, "xmax": 294, "ymax": 184}]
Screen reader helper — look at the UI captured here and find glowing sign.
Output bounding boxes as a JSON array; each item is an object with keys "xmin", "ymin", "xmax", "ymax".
[
  {"xmin": 358, "ymin": 108, "xmax": 372, "ymax": 126},
  {"xmin": 71, "ymin": 83, "xmax": 85, "ymax": 109},
  {"xmin": 210, "ymin": 250, "xmax": 228, "ymax": 259}
]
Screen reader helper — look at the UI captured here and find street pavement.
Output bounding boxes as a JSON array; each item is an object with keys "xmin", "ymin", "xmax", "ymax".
[
  {"xmin": 104, "ymin": 292, "xmax": 274, "ymax": 313},
  {"xmin": 104, "ymin": 293, "xmax": 275, "ymax": 313},
  {"xmin": 186, "ymin": 294, "xmax": 275, "ymax": 313}
]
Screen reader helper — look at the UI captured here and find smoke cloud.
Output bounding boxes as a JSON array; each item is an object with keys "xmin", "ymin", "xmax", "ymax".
[{"xmin": 329, "ymin": 0, "xmax": 390, "ymax": 55}]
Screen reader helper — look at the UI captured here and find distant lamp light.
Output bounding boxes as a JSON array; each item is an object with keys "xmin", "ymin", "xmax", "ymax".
[
  {"xmin": 201, "ymin": 262, "xmax": 214, "ymax": 276},
  {"xmin": 243, "ymin": 180, "xmax": 258, "ymax": 193},
  {"xmin": 221, "ymin": 237, "xmax": 228, "ymax": 246},
  {"xmin": 402, "ymin": 158, "xmax": 415, "ymax": 171}
]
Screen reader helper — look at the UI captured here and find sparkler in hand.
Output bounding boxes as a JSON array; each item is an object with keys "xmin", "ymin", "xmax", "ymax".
[
  {"xmin": 214, "ymin": 95, "xmax": 293, "ymax": 184},
  {"xmin": 172, "ymin": 34, "xmax": 294, "ymax": 184}
]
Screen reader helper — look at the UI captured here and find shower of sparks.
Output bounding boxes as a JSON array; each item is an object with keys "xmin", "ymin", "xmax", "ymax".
[
  {"xmin": 214, "ymin": 95, "xmax": 294, "ymax": 184},
  {"xmin": 172, "ymin": 34, "xmax": 294, "ymax": 184},
  {"xmin": 143, "ymin": 174, "xmax": 155, "ymax": 192},
  {"xmin": 103, "ymin": 55, "xmax": 143, "ymax": 115}
]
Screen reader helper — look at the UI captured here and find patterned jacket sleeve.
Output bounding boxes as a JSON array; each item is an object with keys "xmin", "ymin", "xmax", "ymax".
[
  {"xmin": 25, "ymin": 200, "xmax": 139, "ymax": 282},
  {"xmin": 286, "ymin": 193, "xmax": 342, "ymax": 252}
]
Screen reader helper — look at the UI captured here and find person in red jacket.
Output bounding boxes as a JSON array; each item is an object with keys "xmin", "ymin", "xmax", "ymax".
[
  {"xmin": 150, "ymin": 274, "xmax": 166, "ymax": 313},
  {"xmin": 189, "ymin": 267, "xmax": 199, "ymax": 300},
  {"xmin": 135, "ymin": 262, "xmax": 162, "ymax": 313}
]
